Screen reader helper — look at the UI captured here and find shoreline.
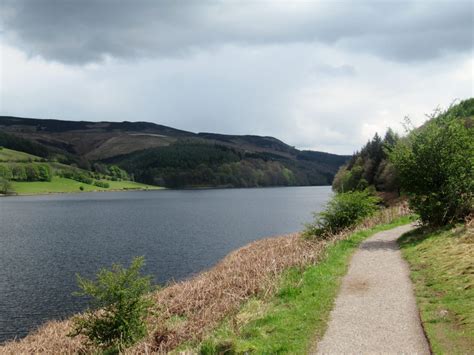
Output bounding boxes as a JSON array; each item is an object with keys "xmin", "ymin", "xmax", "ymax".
[
  {"xmin": 0, "ymin": 186, "xmax": 165, "ymax": 197},
  {"xmin": 0, "ymin": 206, "xmax": 409, "ymax": 352},
  {"xmin": 1, "ymin": 183, "xmax": 331, "ymax": 197},
  {"xmin": 0, "ymin": 184, "xmax": 331, "ymax": 197}
]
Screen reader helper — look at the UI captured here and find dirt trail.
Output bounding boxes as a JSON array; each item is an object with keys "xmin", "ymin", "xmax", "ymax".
[{"xmin": 314, "ymin": 224, "xmax": 430, "ymax": 354}]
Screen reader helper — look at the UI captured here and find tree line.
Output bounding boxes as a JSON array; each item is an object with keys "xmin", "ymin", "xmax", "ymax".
[
  {"xmin": 108, "ymin": 142, "xmax": 334, "ymax": 188},
  {"xmin": 329, "ymin": 98, "xmax": 473, "ymax": 227}
]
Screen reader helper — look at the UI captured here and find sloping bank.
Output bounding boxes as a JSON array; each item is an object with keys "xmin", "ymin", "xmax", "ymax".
[
  {"xmin": 398, "ymin": 216, "xmax": 474, "ymax": 354},
  {"xmin": 0, "ymin": 206, "xmax": 411, "ymax": 354}
]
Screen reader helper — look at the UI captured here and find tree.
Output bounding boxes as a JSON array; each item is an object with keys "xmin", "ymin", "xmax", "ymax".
[
  {"xmin": 12, "ymin": 165, "xmax": 27, "ymax": 181},
  {"xmin": 391, "ymin": 111, "xmax": 473, "ymax": 225},
  {"xmin": 69, "ymin": 257, "xmax": 152, "ymax": 352},
  {"xmin": 25, "ymin": 164, "xmax": 40, "ymax": 181},
  {"xmin": 38, "ymin": 164, "xmax": 52, "ymax": 181},
  {"xmin": 0, "ymin": 177, "xmax": 14, "ymax": 194},
  {"xmin": 0, "ymin": 165, "xmax": 13, "ymax": 180}
]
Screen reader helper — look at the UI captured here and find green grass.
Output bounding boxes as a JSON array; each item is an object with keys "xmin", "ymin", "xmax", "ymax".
[
  {"xmin": 0, "ymin": 147, "xmax": 41, "ymax": 162},
  {"xmin": 10, "ymin": 176, "xmax": 163, "ymax": 195},
  {"xmin": 398, "ymin": 225, "xmax": 474, "ymax": 354},
  {"xmin": 195, "ymin": 215, "xmax": 415, "ymax": 354}
]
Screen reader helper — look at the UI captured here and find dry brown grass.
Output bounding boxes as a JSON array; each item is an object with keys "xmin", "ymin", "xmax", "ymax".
[{"xmin": 0, "ymin": 205, "xmax": 409, "ymax": 354}]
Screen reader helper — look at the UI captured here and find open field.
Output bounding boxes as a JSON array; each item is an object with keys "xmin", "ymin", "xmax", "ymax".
[
  {"xmin": 10, "ymin": 176, "xmax": 162, "ymax": 195},
  {"xmin": 0, "ymin": 147, "xmax": 41, "ymax": 162},
  {"xmin": 399, "ymin": 221, "xmax": 474, "ymax": 354}
]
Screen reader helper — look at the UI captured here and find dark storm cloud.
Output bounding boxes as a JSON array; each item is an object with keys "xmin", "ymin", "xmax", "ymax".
[{"xmin": 1, "ymin": 0, "xmax": 472, "ymax": 64}]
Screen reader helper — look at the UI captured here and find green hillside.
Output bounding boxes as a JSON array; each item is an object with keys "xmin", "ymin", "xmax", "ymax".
[
  {"xmin": 0, "ymin": 147, "xmax": 161, "ymax": 195},
  {"xmin": 10, "ymin": 177, "xmax": 162, "ymax": 195},
  {"xmin": 332, "ymin": 98, "xmax": 474, "ymax": 203},
  {"xmin": 0, "ymin": 116, "xmax": 349, "ymax": 188},
  {"xmin": 0, "ymin": 147, "xmax": 41, "ymax": 162}
]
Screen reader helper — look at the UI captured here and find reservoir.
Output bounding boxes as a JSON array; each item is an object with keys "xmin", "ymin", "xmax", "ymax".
[{"xmin": 0, "ymin": 186, "xmax": 331, "ymax": 342}]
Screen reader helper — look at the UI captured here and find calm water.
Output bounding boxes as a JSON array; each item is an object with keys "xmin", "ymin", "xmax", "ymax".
[{"xmin": 0, "ymin": 186, "xmax": 331, "ymax": 342}]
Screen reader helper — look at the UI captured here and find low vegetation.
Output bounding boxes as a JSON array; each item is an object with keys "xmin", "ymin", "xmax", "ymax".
[
  {"xmin": 399, "ymin": 218, "xmax": 474, "ymax": 354},
  {"xmin": 69, "ymin": 257, "xmax": 152, "ymax": 353},
  {"xmin": 197, "ymin": 214, "xmax": 413, "ymax": 353},
  {"xmin": 304, "ymin": 190, "xmax": 381, "ymax": 238}
]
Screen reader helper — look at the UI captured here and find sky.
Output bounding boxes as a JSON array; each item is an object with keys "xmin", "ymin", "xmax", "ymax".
[{"xmin": 0, "ymin": 0, "xmax": 472, "ymax": 154}]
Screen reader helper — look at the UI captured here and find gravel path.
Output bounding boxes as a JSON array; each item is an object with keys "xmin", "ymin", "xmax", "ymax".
[{"xmin": 314, "ymin": 224, "xmax": 430, "ymax": 354}]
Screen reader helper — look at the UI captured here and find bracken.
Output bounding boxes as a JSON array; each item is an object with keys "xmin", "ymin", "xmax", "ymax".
[{"xmin": 0, "ymin": 204, "xmax": 409, "ymax": 354}]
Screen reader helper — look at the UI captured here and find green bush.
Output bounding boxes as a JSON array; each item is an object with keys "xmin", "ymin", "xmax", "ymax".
[
  {"xmin": 391, "ymin": 108, "xmax": 473, "ymax": 226},
  {"xmin": 93, "ymin": 180, "xmax": 110, "ymax": 188},
  {"xmin": 12, "ymin": 165, "xmax": 27, "ymax": 181},
  {"xmin": 0, "ymin": 177, "xmax": 14, "ymax": 194},
  {"xmin": 69, "ymin": 257, "xmax": 152, "ymax": 352},
  {"xmin": 61, "ymin": 170, "xmax": 94, "ymax": 185},
  {"xmin": 37, "ymin": 164, "xmax": 52, "ymax": 182},
  {"xmin": 0, "ymin": 165, "xmax": 13, "ymax": 180},
  {"xmin": 304, "ymin": 190, "xmax": 380, "ymax": 238}
]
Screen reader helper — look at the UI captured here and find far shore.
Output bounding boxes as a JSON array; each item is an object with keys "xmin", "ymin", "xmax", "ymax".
[{"xmin": 1, "ymin": 183, "xmax": 331, "ymax": 197}]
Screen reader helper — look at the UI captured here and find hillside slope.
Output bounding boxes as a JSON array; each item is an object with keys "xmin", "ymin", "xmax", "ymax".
[
  {"xmin": 0, "ymin": 116, "xmax": 349, "ymax": 188},
  {"xmin": 0, "ymin": 147, "xmax": 160, "ymax": 195}
]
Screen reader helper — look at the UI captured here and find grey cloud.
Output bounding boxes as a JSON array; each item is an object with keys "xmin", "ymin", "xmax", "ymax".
[{"xmin": 1, "ymin": 0, "xmax": 472, "ymax": 64}]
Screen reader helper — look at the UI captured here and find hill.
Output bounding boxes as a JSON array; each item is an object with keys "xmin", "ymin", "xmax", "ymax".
[
  {"xmin": 0, "ymin": 147, "xmax": 161, "ymax": 195},
  {"xmin": 0, "ymin": 116, "xmax": 349, "ymax": 188}
]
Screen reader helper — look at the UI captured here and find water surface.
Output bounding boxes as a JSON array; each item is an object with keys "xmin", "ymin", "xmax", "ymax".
[{"xmin": 0, "ymin": 186, "xmax": 331, "ymax": 342}]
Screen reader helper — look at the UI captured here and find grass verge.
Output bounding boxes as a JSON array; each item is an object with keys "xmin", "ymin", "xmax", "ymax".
[
  {"xmin": 10, "ymin": 176, "xmax": 162, "ymax": 195},
  {"xmin": 398, "ymin": 222, "xmax": 474, "ymax": 354},
  {"xmin": 194, "ymin": 215, "xmax": 415, "ymax": 354}
]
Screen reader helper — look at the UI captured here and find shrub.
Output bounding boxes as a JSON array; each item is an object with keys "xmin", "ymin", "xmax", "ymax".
[
  {"xmin": 69, "ymin": 257, "xmax": 152, "ymax": 352},
  {"xmin": 12, "ymin": 165, "xmax": 27, "ymax": 181},
  {"xmin": 93, "ymin": 180, "xmax": 110, "ymax": 188},
  {"xmin": 37, "ymin": 164, "xmax": 52, "ymax": 182},
  {"xmin": 304, "ymin": 190, "xmax": 381, "ymax": 238},
  {"xmin": 25, "ymin": 164, "xmax": 40, "ymax": 181},
  {"xmin": 0, "ymin": 177, "xmax": 14, "ymax": 194},
  {"xmin": 391, "ymin": 109, "xmax": 473, "ymax": 226},
  {"xmin": 0, "ymin": 165, "xmax": 13, "ymax": 180}
]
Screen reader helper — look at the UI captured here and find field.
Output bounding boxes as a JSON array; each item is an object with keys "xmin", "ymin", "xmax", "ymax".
[
  {"xmin": 0, "ymin": 147, "xmax": 41, "ymax": 162},
  {"xmin": 10, "ymin": 177, "xmax": 162, "ymax": 195},
  {"xmin": 0, "ymin": 147, "xmax": 163, "ymax": 195},
  {"xmin": 399, "ymin": 223, "xmax": 474, "ymax": 354}
]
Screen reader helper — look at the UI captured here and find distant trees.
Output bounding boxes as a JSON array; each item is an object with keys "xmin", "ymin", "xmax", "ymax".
[
  {"xmin": 332, "ymin": 129, "xmax": 400, "ymax": 194},
  {"xmin": 0, "ymin": 177, "xmax": 13, "ymax": 194},
  {"xmin": 333, "ymin": 99, "xmax": 474, "ymax": 226},
  {"xmin": 110, "ymin": 142, "xmax": 332, "ymax": 188},
  {"xmin": 0, "ymin": 165, "xmax": 13, "ymax": 180},
  {"xmin": 0, "ymin": 163, "xmax": 51, "ymax": 182}
]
